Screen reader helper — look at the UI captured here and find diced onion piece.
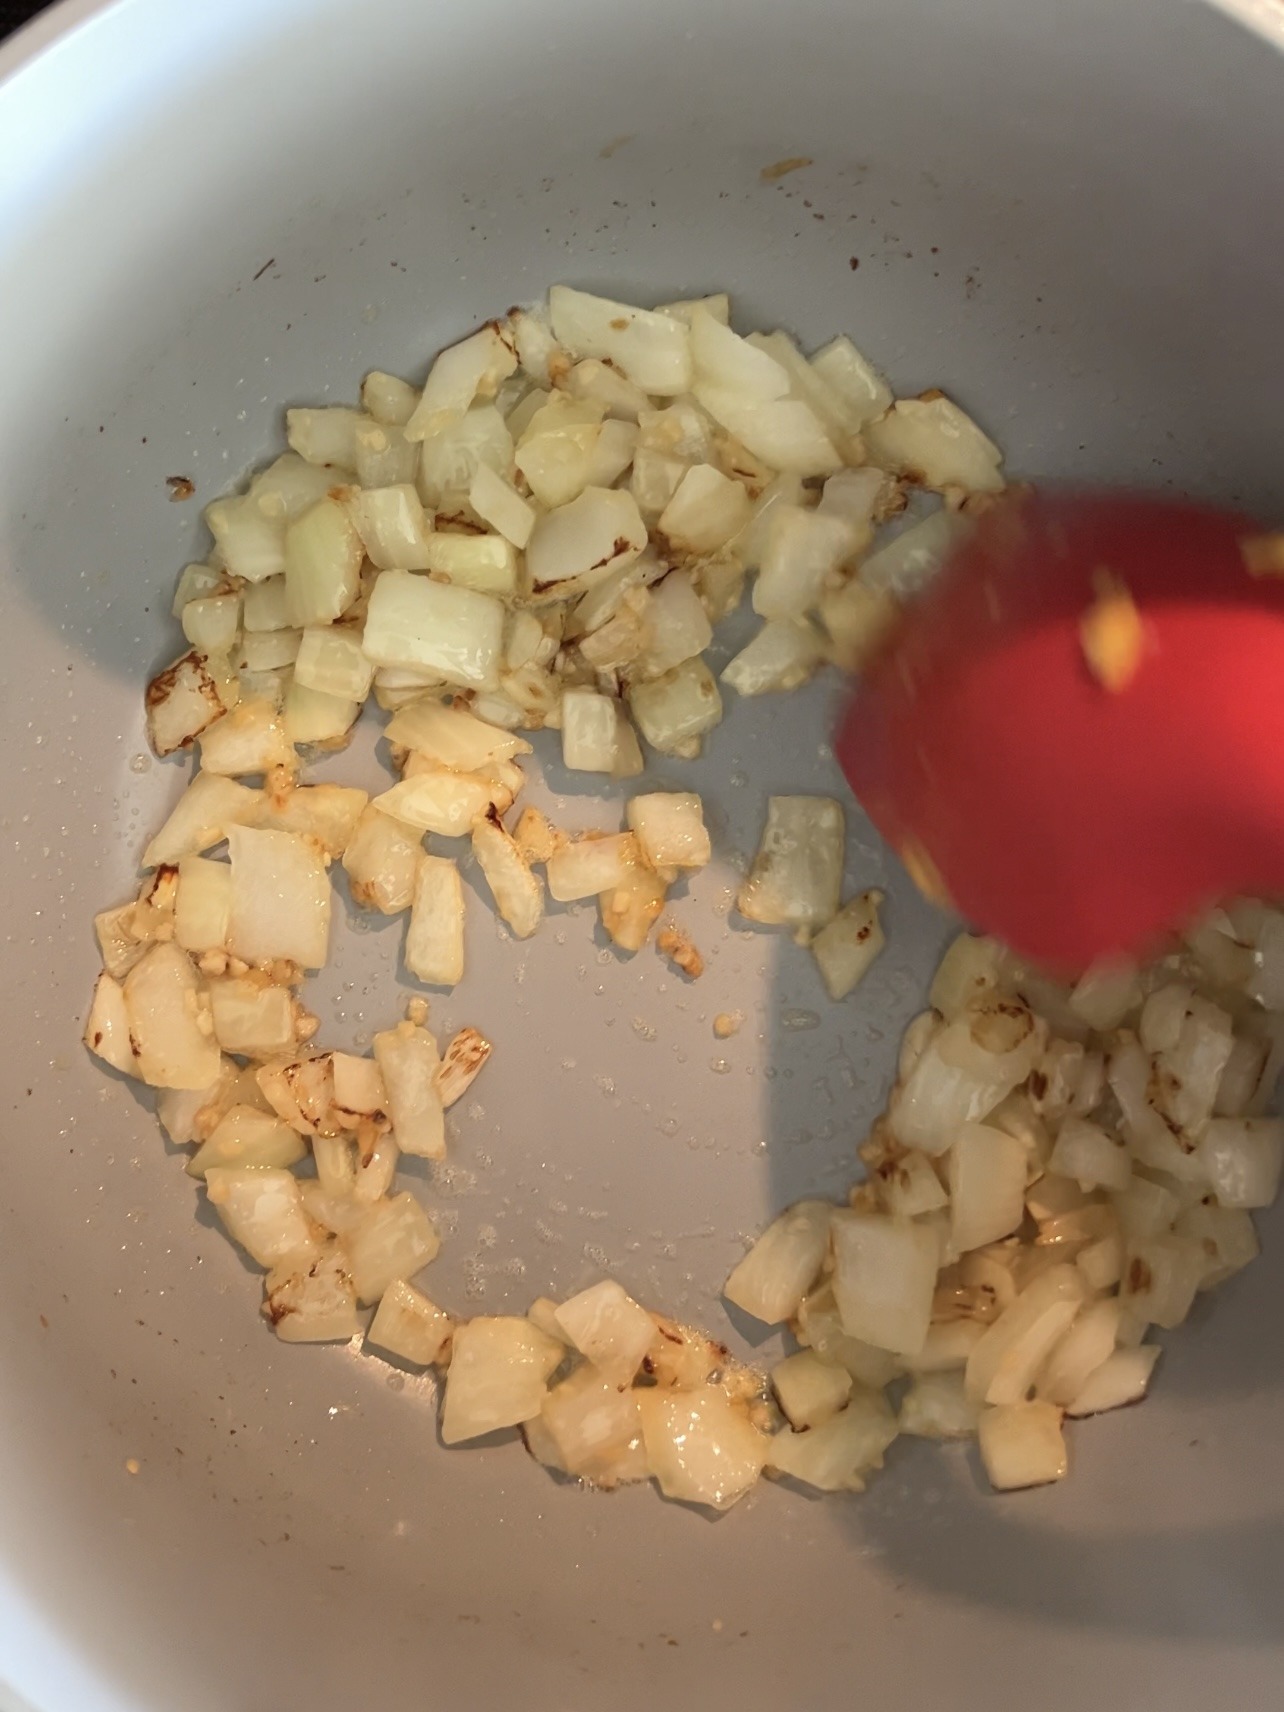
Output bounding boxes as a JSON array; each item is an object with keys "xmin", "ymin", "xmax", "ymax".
[
  {"xmin": 441, "ymin": 1316, "xmax": 565, "ymax": 1444},
  {"xmin": 418, "ymin": 406, "xmax": 515, "ymax": 507},
  {"xmin": 766, "ymin": 1391, "xmax": 898, "ymax": 1492},
  {"xmin": 722, "ymin": 618, "xmax": 824, "ymax": 696},
  {"xmin": 404, "ymin": 324, "xmax": 518, "ymax": 442},
  {"xmin": 353, "ymin": 418, "xmax": 419, "ymax": 488},
  {"xmin": 639, "ymin": 1387, "xmax": 766, "ymax": 1510},
  {"xmin": 255, "ymin": 783, "xmax": 367, "ymax": 859},
  {"xmin": 749, "ymin": 331, "xmax": 865, "ymax": 455},
  {"xmin": 340, "ymin": 1191, "xmax": 439, "ymax": 1304},
  {"xmin": 188, "ymin": 1105, "xmax": 305, "ymax": 1176},
  {"xmin": 891, "ymin": 1007, "xmax": 1042, "ymax": 1155},
  {"xmin": 284, "ymin": 498, "xmax": 363, "ymax": 628},
  {"xmin": 182, "ymin": 592, "xmax": 241, "ymax": 655},
  {"xmin": 514, "ymin": 394, "xmax": 605, "ymax": 509},
  {"xmin": 631, "ymin": 448, "xmax": 689, "ymax": 519},
  {"xmin": 471, "ymin": 815, "xmax": 544, "ymax": 938},
  {"xmin": 1049, "ymin": 1115, "xmax": 1132, "ymax": 1193},
  {"xmin": 626, "ymin": 792, "xmax": 710, "ymax": 872},
  {"xmin": 938, "ymin": 938, "xmax": 1006, "ymax": 1013},
  {"xmin": 628, "ymin": 658, "xmax": 723, "ymax": 756},
  {"xmin": 342, "ymin": 807, "xmax": 423, "ymax": 914},
  {"xmin": 1035, "ymin": 1299, "xmax": 1120, "ymax": 1406},
  {"xmin": 549, "ymin": 286, "xmax": 693, "ymax": 395},
  {"xmin": 227, "ymin": 826, "xmax": 330, "ymax": 970},
  {"xmin": 242, "ymin": 578, "xmax": 290, "ymax": 636},
  {"xmin": 965, "ymin": 1265, "xmax": 1085, "ymax": 1404},
  {"xmin": 263, "ymin": 1247, "xmax": 360, "ymax": 1344},
  {"xmin": 372, "ymin": 771, "xmax": 492, "ymax": 837},
  {"xmin": 754, "ymin": 507, "xmax": 860, "ymax": 619},
  {"xmin": 423, "ymin": 532, "xmax": 519, "ymax": 597},
  {"xmin": 560, "ymin": 687, "xmax": 622, "ymax": 773},
  {"xmin": 363, "ymin": 569, "xmax": 504, "ymax": 689},
  {"xmin": 329, "ymin": 1053, "xmax": 387, "ymax": 1124},
  {"xmin": 567, "ymin": 356, "xmax": 650, "ymax": 420},
  {"xmin": 865, "ymin": 394, "xmax": 1003, "ymax": 493},
  {"xmin": 547, "ymin": 832, "xmax": 639, "ymax": 903},
  {"xmin": 255, "ymin": 1054, "xmax": 336, "ymax": 1137},
  {"xmin": 436, "ymin": 1027, "xmax": 492, "ymax": 1109},
  {"xmin": 1065, "ymin": 1345, "xmax": 1161, "ymax": 1417},
  {"xmin": 830, "ymin": 1211, "xmax": 939, "ymax": 1356},
  {"xmin": 146, "ymin": 650, "xmax": 232, "ymax": 757},
  {"xmin": 526, "ymin": 487, "xmax": 647, "ymax": 601},
  {"xmin": 688, "ymin": 304, "xmax": 790, "ymax": 400},
  {"xmin": 174, "ymin": 855, "xmax": 231, "ymax": 954},
  {"xmin": 599, "ymin": 863, "xmax": 666, "ymax": 952},
  {"xmin": 978, "ymin": 1400, "xmax": 1067, "ymax": 1491},
  {"xmin": 554, "ymin": 1279, "xmax": 655, "ymax": 1388},
  {"xmin": 949, "ymin": 1122, "xmax": 1028, "ymax": 1253},
  {"xmin": 656, "ymin": 293, "xmax": 731, "ymax": 327},
  {"xmin": 899, "ymin": 1371, "xmax": 981, "ymax": 1439},
  {"xmin": 811, "ymin": 889, "xmax": 885, "ymax": 1000},
  {"xmin": 1069, "ymin": 958, "xmax": 1142, "ymax": 1031},
  {"xmin": 198, "ymin": 697, "xmax": 294, "ymax": 776},
  {"xmin": 858, "ymin": 510, "xmax": 971, "ymax": 598},
  {"xmin": 205, "ymin": 1165, "xmax": 317, "ymax": 1269},
  {"xmin": 770, "ymin": 1350, "xmax": 853, "ymax": 1430},
  {"xmin": 385, "ymin": 698, "xmax": 531, "ymax": 770},
  {"xmin": 123, "ymin": 943, "xmax": 220, "ymax": 1090},
  {"xmin": 1156, "ymin": 996, "xmax": 1234, "ymax": 1133},
  {"xmin": 83, "ymin": 971, "xmax": 138, "ymax": 1075},
  {"xmin": 285, "ymin": 406, "xmax": 363, "ymax": 469},
  {"xmin": 373, "ymin": 1022, "xmax": 445, "ymax": 1158},
  {"xmin": 633, "ymin": 571, "xmax": 712, "ymax": 679},
  {"xmin": 237, "ymin": 629, "xmax": 300, "ymax": 673},
  {"xmin": 173, "ymin": 562, "xmax": 224, "ymax": 616},
  {"xmin": 362, "ymin": 370, "xmax": 419, "ymax": 427},
  {"xmin": 1176, "ymin": 1201, "xmax": 1259, "ymax": 1289},
  {"xmin": 541, "ymin": 1367, "xmax": 644, "ymax": 1484},
  {"xmin": 810, "ymin": 335, "xmax": 893, "ymax": 428},
  {"xmin": 205, "ymin": 493, "xmax": 285, "ymax": 584},
  {"xmin": 874, "ymin": 1148, "xmax": 950, "ymax": 1219},
  {"xmin": 737, "ymin": 795, "xmax": 844, "ymax": 930},
  {"xmin": 142, "ymin": 773, "xmax": 263, "ymax": 870},
  {"xmin": 1120, "ymin": 1233, "xmax": 1206, "ymax": 1329},
  {"xmin": 818, "ymin": 578, "xmax": 900, "ymax": 671},
  {"xmin": 208, "ymin": 975, "xmax": 297, "ymax": 1058},
  {"xmin": 696, "ymin": 386, "xmax": 841, "ymax": 476},
  {"xmin": 406, "ymin": 854, "xmax": 465, "ymax": 987},
  {"xmin": 346, "ymin": 484, "xmax": 433, "ymax": 571},
  {"xmin": 251, "ymin": 453, "xmax": 342, "ymax": 521},
  {"xmin": 367, "ymin": 1279, "xmax": 453, "ymax": 1365},
  {"xmin": 468, "ymin": 463, "xmax": 536, "ymax": 549}
]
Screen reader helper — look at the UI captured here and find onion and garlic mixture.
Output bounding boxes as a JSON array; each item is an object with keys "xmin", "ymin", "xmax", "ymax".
[{"xmin": 83, "ymin": 287, "xmax": 1281, "ymax": 1511}]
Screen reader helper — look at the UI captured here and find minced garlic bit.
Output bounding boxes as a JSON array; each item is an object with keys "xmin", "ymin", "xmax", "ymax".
[
  {"xmin": 713, "ymin": 1012, "xmax": 744, "ymax": 1039},
  {"xmin": 125, "ymin": 1458, "xmax": 141, "ymax": 1475},
  {"xmin": 1080, "ymin": 569, "xmax": 1144, "ymax": 692},
  {"xmin": 405, "ymin": 996, "xmax": 430, "ymax": 1027},
  {"xmin": 1240, "ymin": 533, "xmax": 1284, "ymax": 578},
  {"xmin": 657, "ymin": 925, "xmax": 704, "ymax": 979}
]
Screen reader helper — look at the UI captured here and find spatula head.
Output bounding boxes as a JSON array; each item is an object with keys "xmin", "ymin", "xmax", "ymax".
[{"xmin": 836, "ymin": 490, "xmax": 1284, "ymax": 972}]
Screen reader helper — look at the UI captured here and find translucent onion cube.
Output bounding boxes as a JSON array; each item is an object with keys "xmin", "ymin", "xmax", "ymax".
[
  {"xmin": 405, "ymin": 854, "xmax": 465, "ymax": 987},
  {"xmin": 830, "ymin": 1211, "xmax": 939, "ymax": 1356},
  {"xmin": 227, "ymin": 826, "xmax": 331, "ymax": 970},
  {"xmin": 978, "ymin": 1401, "xmax": 1067, "ymax": 1491},
  {"xmin": 205, "ymin": 1166, "xmax": 317, "ymax": 1269},
  {"xmin": 554, "ymin": 1279, "xmax": 655, "ymax": 1388},
  {"xmin": 340, "ymin": 1192, "xmax": 439, "ymax": 1304},
  {"xmin": 367, "ymin": 1279, "xmax": 454, "ymax": 1365},
  {"xmin": 737, "ymin": 795, "xmax": 844, "ymax": 930},
  {"xmin": 441, "ymin": 1316, "xmax": 565, "ymax": 1444},
  {"xmin": 363, "ymin": 569, "xmax": 504, "ymax": 689},
  {"xmin": 723, "ymin": 1200, "xmax": 833, "ymax": 1324},
  {"xmin": 638, "ymin": 1388, "xmax": 766, "ymax": 1510}
]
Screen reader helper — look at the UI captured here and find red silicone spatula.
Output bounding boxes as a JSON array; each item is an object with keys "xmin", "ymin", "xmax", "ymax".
[{"xmin": 835, "ymin": 489, "xmax": 1284, "ymax": 974}]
